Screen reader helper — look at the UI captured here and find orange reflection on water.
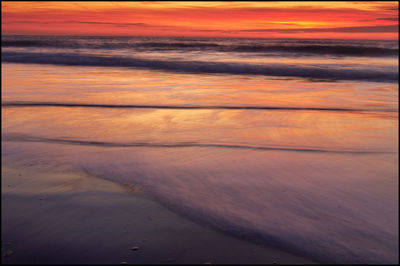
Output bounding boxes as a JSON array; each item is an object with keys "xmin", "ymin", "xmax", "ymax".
[
  {"xmin": 2, "ymin": 62, "xmax": 398, "ymax": 154},
  {"xmin": 3, "ymin": 105, "xmax": 398, "ymax": 153},
  {"xmin": 2, "ymin": 63, "xmax": 398, "ymax": 111}
]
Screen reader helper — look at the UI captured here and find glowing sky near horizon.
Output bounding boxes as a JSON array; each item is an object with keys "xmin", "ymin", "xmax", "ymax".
[{"xmin": 1, "ymin": 1, "xmax": 398, "ymax": 39}]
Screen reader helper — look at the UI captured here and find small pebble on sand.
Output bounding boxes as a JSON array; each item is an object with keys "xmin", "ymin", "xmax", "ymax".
[
  {"xmin": 120, "ymin": 262, "xmax": 127, "ymax": 264},
  {"xmin": 4, "ymin": 250, "xmax": 14, "ymax": 258},
  {"xmin": 131, "ymin": 246, "xmax": 140, "ymax": 251}
]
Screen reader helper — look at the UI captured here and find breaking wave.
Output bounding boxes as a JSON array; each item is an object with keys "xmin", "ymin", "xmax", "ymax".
[
  {"xmin": 2, "ymin": 51, "xmax": 398, "ymax": 82},
  {"xmin": 2, "ymin": 39, "xmax": 398, "ymax": 57}
]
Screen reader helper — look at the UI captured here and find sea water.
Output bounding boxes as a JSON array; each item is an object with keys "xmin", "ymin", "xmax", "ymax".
[{"xmin": 2, "ymin": 35, "xmax": 398, "ymax": 263}]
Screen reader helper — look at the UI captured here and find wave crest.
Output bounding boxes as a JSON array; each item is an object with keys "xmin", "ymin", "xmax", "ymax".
[
  {"xmin": 2, "ymin": 39, "xmax": 398, "ymax": 57},
  {"xmin": 2, "ymin": 51, "xmax": 398, "ymax": 82}
]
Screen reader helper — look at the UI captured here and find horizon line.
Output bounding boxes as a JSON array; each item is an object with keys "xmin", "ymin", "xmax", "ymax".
[{"xmin": 1, "ymin": 33, "xmax": 398, "ymax": 41}]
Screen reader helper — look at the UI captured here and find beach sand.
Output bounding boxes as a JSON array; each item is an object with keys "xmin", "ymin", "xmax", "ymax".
[{"xmin": 2, "ymin": 161, "xmax": 317, "ymax": 264}]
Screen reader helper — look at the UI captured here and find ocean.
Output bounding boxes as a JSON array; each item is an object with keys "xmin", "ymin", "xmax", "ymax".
[{"xmin": 2, "ymin": 35, "xmax": 398, "ymax": 263}]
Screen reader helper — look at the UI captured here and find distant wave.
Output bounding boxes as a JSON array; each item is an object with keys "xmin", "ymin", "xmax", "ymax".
[
  {"xmin": 2, "ymin": 133, "xmax": 391, "ymax": 154},
  {"xmin": 140, "ymin": 42, "xmax": 399, "ymax": 57},
  {"xmin": 2, "ymin": 101, "xmax": 397, "ymax": 113},
  {"xmin": 2, "ymin": 40, "xmax": 398, "ymax": 57},
  {"xmin": 2, "ymin": 51, "xmax": 398, "ymax": 82},
  {"xmin": 231, "ymin": 44, "xmax": 398, "ymax": 56}
]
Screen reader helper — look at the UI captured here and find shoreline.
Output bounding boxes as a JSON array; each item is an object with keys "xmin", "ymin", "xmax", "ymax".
[{"xmin": 2, "ymin": 162, "xmax": 317, "ymax": 264}]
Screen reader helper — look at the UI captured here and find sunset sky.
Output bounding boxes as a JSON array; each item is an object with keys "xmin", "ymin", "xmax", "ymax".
[{"xmin": 1, "ymin": 1, "xmax": 398, "ymax": 39}]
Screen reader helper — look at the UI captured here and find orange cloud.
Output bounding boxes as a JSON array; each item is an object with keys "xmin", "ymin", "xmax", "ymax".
[{"xmin": 2, "ymin": 1, "xmax": 398, "ymax": 39}]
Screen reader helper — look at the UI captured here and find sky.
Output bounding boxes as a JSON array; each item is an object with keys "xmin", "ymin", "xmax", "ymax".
[{"xmin": 1, "ymin": 1, "xmax": 398, "ymax": 39}]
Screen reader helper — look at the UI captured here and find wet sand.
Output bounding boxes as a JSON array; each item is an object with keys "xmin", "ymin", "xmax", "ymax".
[{"xmin": 2, "ymin": 161, "xmax": 317, "ymax": 264}]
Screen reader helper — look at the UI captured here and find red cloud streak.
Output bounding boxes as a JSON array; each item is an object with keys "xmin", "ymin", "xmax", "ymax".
[{"xmin": 2, "ymin": 2, "xmax": 398, "ymax": 39}]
